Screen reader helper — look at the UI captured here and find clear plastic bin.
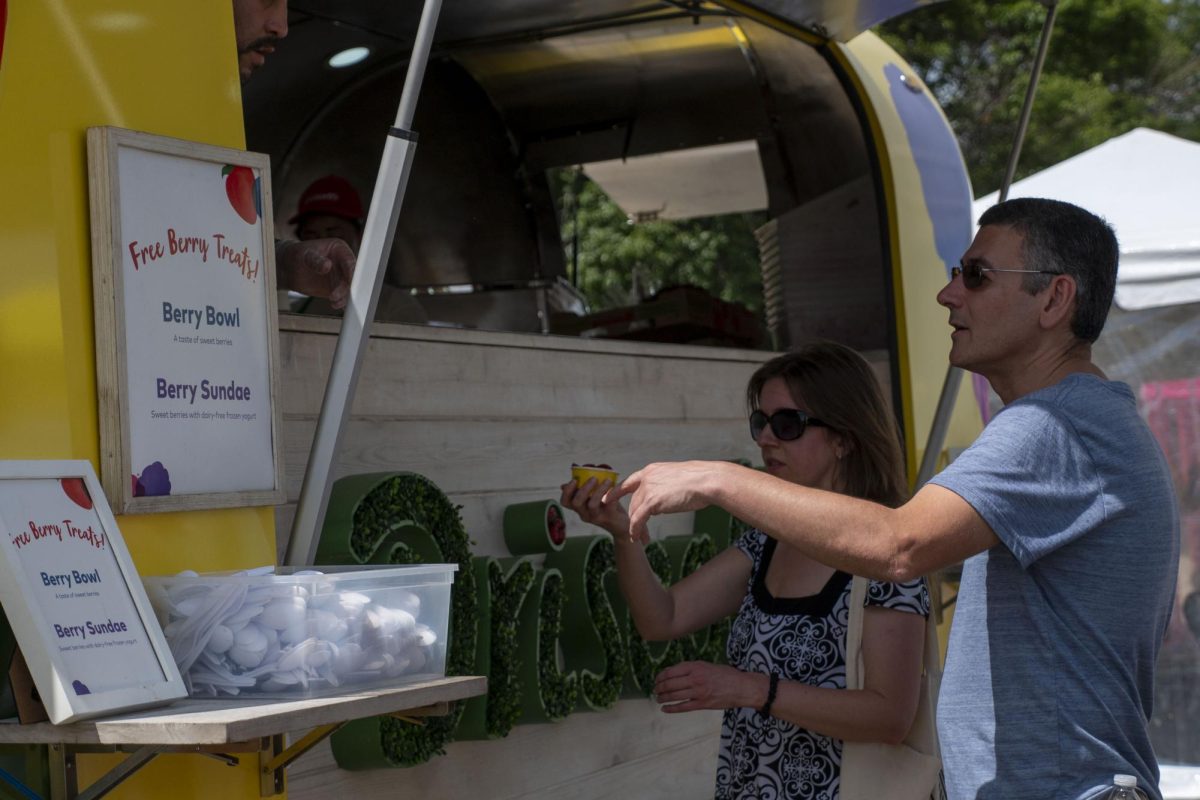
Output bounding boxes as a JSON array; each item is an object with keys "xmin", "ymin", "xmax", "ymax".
[{"xmin": 142, "ymin": 564, "xmax": 456, "ymax": 698}]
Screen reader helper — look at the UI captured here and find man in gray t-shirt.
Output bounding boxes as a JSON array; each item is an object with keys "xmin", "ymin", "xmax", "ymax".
[
  {"xmin": 615, "ymin": 198, "xmax": 1180, "ymax": 799},
  {"xmin": 931, "ymin": 374, "xmax": 1177, "ymax": 798}
]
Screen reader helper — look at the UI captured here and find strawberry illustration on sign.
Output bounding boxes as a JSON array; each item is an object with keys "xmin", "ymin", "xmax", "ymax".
[
  {"xmin": 222, "ymin": 164, "xmax": 259, "ymax": 224},
  {"xmin": 61, "ymin": 478, "xmax": 93, "ymax": 510}
]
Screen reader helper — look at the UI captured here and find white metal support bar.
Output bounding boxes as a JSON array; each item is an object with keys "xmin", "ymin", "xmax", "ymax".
[{"xmin": 285, "ymin": 0, "xmax": 445, "ymax": 566}]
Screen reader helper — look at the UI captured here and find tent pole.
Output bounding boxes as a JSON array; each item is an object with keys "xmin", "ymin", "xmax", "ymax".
[
  {"xmin": 913, "ymin": 364, "xmax": 963, "ymax": 489},
  {"xmin": 914, "ymin": 0, "xmax": 1060, "ymax": 489},
  {"xmin": 285, "ymin": 0, "xmax": 444, "ymax": 567},
  {"xmin": 998, "ymin": 0, "xmax": 1060, "ymax": 203}
]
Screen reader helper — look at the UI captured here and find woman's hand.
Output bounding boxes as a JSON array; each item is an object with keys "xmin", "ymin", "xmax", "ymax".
[
  {"xmin": 559, "ymin": 478, "xmax": 631, "ymax": 540},
  {"xmin": 653, "ymin": 661, "xmax": 766, "ymax": 713}
]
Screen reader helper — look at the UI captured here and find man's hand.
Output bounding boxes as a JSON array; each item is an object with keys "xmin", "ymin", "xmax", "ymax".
[
  {"xmin": 654, "ymin": 661, "xmax": 765, "ymax": 714},
  {"xmin": 614, "ymin": 461, "xmax": 724, "ymax": 544},
  {"xmin": 276, "ymin": 238, "xmax": 356, "ymax": 310}
]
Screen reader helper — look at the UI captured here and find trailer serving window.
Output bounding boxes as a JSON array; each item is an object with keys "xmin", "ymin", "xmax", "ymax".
[{"xmin": 244, "ymin": 10, "xmax": 892, "ymax": 357}]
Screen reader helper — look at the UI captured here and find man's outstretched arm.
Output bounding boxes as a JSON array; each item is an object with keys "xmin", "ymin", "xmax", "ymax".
[{"xmin": 614, "ymin": 460, "xmax": 998, "ymax": 581}]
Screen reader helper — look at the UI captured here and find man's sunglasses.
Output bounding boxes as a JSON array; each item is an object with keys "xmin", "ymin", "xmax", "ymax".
[
  {"xmin": 749, "ymin": 409, "xmax": 828, "ymax": 442},
  {"xmin": 951, "ymin": 261, "xmax": 1061, "ymax": 290}
]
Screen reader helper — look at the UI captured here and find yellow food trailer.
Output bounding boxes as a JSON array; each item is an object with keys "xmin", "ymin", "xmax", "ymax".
[{"xmin": 13, "ymin": 2, "xmax": 1183, "ymax": 799}]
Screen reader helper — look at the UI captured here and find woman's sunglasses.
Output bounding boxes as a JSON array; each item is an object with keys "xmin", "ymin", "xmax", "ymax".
[
  {"xmin": 951, "ymin": 261, "xmax": 1061, "ymax": 290},
  {"xmin": 749, "ymin": 409, "xmax": 827, "ymax": 442}
]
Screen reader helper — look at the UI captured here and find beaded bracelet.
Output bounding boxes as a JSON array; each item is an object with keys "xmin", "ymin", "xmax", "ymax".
[{"xmin": 759, "ymin": 672, "xmax": 779, "ymax": 719}]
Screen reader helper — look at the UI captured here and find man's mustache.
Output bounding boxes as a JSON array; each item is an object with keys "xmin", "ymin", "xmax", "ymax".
[{"xmin": 239, "ymin": 36, "xmax": 279, "ymax": 55}]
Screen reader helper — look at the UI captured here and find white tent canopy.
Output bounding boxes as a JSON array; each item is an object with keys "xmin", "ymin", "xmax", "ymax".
[{"xmin": 972, "ymin": 128, "xmax": 1200, "ymax": 310}]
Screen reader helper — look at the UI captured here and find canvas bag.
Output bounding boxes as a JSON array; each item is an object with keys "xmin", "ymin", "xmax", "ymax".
[{"xmin": 840, "ymin": 575, "xmax": 946, "ymax": 800}]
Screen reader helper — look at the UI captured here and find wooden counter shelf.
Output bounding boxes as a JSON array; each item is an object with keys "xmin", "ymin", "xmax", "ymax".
[{"xmin": 0, "ymin": 675, "xmax": 486, "ymax": 800}]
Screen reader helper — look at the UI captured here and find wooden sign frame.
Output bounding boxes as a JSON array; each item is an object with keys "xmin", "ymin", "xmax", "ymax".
[
  {"xmin": 87, "ymin": 127, "xmax": 286, "ymax": 513},
  {"xmin": 0, "ymin": 460, "xmax": 186, "ymax": 724}
]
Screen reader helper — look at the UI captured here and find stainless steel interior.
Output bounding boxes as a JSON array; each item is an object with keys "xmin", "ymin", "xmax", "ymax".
[{"xmin": 243, "ymin": 2, "xmax": 882, "ymax": 336}]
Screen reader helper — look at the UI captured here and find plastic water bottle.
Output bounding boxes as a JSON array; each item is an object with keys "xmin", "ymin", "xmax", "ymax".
[{"xmin": 1102, "ymin": 774, "xmax": 1149, "ymax": 799}]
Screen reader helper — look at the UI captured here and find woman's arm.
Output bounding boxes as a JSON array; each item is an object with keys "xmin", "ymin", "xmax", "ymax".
[
  {"xmin": 615, "ymin": 539, "xmax": 750, "ymax": 641},
  {"xmin": 561, "ymin": 479, "xmax": 749, "ymax": 641},
  {"xmin": 654, "ymin": 606, "xmax": 926, "ymax": 744}
]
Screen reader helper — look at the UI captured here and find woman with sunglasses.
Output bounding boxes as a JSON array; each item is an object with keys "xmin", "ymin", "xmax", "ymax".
[{"xmin": 560, "ymin": 340, "xmax": 930, "ymax": 799}]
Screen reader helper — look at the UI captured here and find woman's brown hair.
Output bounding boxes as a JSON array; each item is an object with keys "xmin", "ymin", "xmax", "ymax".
[{"xmin": 746, "ymin": 341, "xmax": 907, "ymax": 507}]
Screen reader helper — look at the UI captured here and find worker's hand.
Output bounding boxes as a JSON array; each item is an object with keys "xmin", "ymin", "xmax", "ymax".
[{"xmin": 276, "ymin": 238, "xmax": 356, "ymax": 309}]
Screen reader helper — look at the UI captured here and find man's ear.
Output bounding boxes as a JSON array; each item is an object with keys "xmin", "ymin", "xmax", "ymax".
[{"xmin": 1040, "ymin": 274, "xmax": 1077, "ymax": 331}]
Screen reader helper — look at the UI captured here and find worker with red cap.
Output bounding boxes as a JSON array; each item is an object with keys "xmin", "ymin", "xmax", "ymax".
[
  {"xmin": 290, "ymin": 175, "xmax": 365, "ymax": 253},
  {"xmin": 285, "ymin": 173, "xmax": 428, "ymax": 321}
]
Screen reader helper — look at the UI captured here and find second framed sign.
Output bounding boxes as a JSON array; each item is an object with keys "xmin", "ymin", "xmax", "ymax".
[
  {"xmin": 0, "ymin": 460, "xmax": 186, "ymax": 723},
  {"xmin": 87, "ymin": 127, "xmax": 286, "ymax": 514}
]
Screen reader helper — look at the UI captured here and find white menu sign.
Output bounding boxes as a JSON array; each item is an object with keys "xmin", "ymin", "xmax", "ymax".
[
  {"xmin": 88, "ymin": 128, "xmax": 285, "ymax": 513},
  {"xmin": 0, "ymin": 461, "xmax": 184, "ymax": 723}
]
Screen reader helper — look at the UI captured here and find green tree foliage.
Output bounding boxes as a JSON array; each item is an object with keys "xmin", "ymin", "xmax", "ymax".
[
  {"xmin": 879, "ymin": 0, "xmax": 1200, "ymax": 195},
  {"xmin": 551, "ymin": 168, "xmax": 766, "ymax": 315},
  {"xmin": 551, "ymin": 3, "xmax": 1198, "ymax": 315}
]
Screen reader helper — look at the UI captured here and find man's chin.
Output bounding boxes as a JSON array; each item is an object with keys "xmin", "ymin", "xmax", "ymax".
[
  {"xmin": 947, "ymin": 346, "xmax": 972, "ymax": 371},
  {"xmin": 238, "ymin": 54, "xmax": 260, "ymax": 83}
]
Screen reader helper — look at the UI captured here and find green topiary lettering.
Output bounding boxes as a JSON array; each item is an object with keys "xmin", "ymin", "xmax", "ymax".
[
  {"xmin": 517, "ymin": 567, "xmax": 578, "ymax": 722},
  {"xmin": 545, "ymin": 535, "xmax": 627, "ymax": 711},
  {"xmin": 318, "ymin": 472, "xmax": 477, "ymax": 769}
]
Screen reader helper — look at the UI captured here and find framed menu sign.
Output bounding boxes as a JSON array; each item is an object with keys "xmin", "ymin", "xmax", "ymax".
[
  {"xmin": 87, "ymin": 127, "xmax": 285, "ymax": 513},
  {"xmin": 0, "ymin": 461, "xmax": 185, "ymax": 724}
]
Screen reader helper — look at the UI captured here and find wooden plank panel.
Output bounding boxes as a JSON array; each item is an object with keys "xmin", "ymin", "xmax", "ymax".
[
  {"xmin": 276, "ymin": 485, "xmax": 705, "ymax": 563},
  {"xmin": 280, "ymin": 314, "xmax": 768, "ymax": 362},
  {"xmin": 280, "ymin": 418, "xmax": 758, "ymax": 499},
  {"xmin": 518, "ymin": 735, "xmax": 720, "ymax": 800},
  {"xmin": 285, "ymin": 700, "xmax": 722, "ymax": 800},
  {"xmin": 274, "ymin": 328, "xmax": 759, "ymax": 796},
  {"xmin": 278, "ymin": 328, "xmax": 766, "ymax": 420},
  {"xmin": 275, "ymin": 416, "xmax": 757, "ymax": 559}
]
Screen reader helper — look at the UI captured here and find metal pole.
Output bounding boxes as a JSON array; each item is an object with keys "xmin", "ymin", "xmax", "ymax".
[
  {"xmin": 285, "ymin": 0, "xmax": 445, "ymax": 566},
  {"xmin": 998, "ymin": 0, "xmax": 1060, "ymax": 203},
  {"xmin": 913, "ymin": 365, "xmax": 963, "ymax": 488},
  {"xmin": 914, "ymin": 0, "xmax": 1059, "ymax": 489}
]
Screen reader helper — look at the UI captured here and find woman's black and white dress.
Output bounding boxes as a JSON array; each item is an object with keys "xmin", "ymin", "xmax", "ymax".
[{"xmin": 715, "ymin": 529, "xmax": 929, "ymax": 800}]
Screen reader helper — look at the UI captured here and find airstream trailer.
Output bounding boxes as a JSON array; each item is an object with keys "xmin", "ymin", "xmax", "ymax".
[{"xmin": 11, "ymin": 2, "xmax": 1190, "ymax": 799}]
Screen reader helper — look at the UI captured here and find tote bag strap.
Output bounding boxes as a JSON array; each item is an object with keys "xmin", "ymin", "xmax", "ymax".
[
  {"xmin": 845, "ymin": 575, "xmax": 869, "ymax": 690},
  {"xmin": 914, "ymin": 585, "xmax": 943, "ymax": 761},
  {"xmin": 844, "ymin": 574, "xmax": 943, "ymax": 761}
]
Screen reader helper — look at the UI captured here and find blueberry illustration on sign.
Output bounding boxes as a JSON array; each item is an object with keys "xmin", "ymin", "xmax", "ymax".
[{"xmin": 132, "ymin": 462, "xmax": 172, "ymax": 497}]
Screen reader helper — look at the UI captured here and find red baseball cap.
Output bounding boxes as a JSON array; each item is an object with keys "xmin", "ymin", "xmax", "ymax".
[{"xmin": 288, "ymin": 175, "xmax": 365, "ymax": 225}]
